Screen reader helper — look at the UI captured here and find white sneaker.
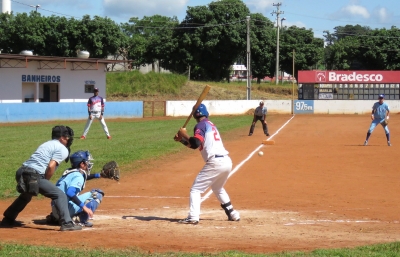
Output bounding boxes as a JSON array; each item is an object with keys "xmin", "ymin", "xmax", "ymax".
[
  {"xmin": 364, "ymin": 141, "xmax": 368, "ymax": 146},
  {"xmin": 229, "ymin": 210, "xmax": 240, "ymax": 221},
  {"xmin": 387, "ymin": 141, "xmax": 391, "ymax": 146}
]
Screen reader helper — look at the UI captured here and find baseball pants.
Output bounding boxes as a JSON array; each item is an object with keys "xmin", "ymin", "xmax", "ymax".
[
  {"xmin": 3, "ymin": 166, "xmax": 73, "ymax": 224},
  {"xmin": 368, "ymin": 118, "xmax": 389, "ymax": 134},
  {"xmin": 82, "ymin": 112, "xmax": 110, "ymax": 137},
  {"xmin": 52, "ymin": 191, "xmax": 102, "ymax": 222},
  {"xmin": 187, "ymin": 155, "xmax": 233, "ymax": 221},
  {"xmin": 249, "ymin": 116, "xmax": 268, "ymax": 135}
]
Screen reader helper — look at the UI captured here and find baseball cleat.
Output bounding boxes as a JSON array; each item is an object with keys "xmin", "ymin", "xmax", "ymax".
[
  {"xmin": 266, "ymin": 133, "xmax": 270, "ymax": 136},
  {"xmin": 363, "ymin": 140, "xmax": 368, "ymax": 146},
  {"xmin": 178, "ymin": 218, "xmax": 199, "ymax": 225},
  {"xmin": 0, "ymin": 217, "xmax": 24, "ymax": 228},
  {"xmin": 45, "ymin": 213, "xmax": 60, "ymax": 226},
  {"xmin": 107, "ymin": 135, "xmax": 112, "ymax": 139},
  {"xmin": 387, "ymin": 141, "xmax": 391, "ymax": 146},
  {"xmin": 79, "ymin": 221, "xmax": 93, "ymax": 227},
  {"xmin": 80, "ymin": 136, "xmax": 86, "ymax": 139},
  {"xmin": 248, "ymin": 133, "xmax": 253, "ymax": 136},
  {"xmin": 229, "ymin": 210, "xmax": 240, "ymax": 221},
  {"xmin": 60, "ymin": 221, "xmax": 82, "ymax": 231}
]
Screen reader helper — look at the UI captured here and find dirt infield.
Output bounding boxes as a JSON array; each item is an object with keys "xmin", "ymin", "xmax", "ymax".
[{"xmin": 0, "ymin": 114, "xmax": 399, "ymax": 254}]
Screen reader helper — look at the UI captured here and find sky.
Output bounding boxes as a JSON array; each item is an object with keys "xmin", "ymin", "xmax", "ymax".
[{"xmin": 3, "ymin": 0, "xmax": 400, "ymax": 39}]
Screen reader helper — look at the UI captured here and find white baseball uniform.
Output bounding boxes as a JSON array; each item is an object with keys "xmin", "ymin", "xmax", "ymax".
[
  {"xmin": 186, "ymin": 118, "xmax": 238, "ymax": 221},
  {"xmin": 82, "ymin": 95, "xmax": 110, "ymax": 138}
]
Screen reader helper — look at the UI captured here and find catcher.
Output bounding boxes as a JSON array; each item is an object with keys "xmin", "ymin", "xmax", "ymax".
[
  {"xmin": 364, "ymin": 94, "xmax": 391, "ymax": 146},
  {"xmin": 46, "ymin": 150, "xmax": 120, "ymax": 227}
]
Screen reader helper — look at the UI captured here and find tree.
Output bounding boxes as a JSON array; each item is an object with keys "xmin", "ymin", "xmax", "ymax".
[
  {"xmin": 247, "ymin": 13, "xmax": 275, "ymax": 83},
  {"xmin": 121, "ymin": 15, "xmax": 179, "ymax": 70},
  {"xmin": 168, "ymin": 0, "xmax": 250, "ymax": 81},
  {"xmin": 77, "ymin": 15, "xmax": 127, "ymax": 58},
  {"xmin": 280, "ymin": 26, "xmax": 324, "ymax": 80}
]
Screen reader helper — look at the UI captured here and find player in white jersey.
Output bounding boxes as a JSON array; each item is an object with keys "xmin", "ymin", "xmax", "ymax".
[
  {"xmin": 174, "ymin": 103, "xmax": 240, "ymax": 224},
  {"xmin": 80, "ymin": 88, "xmax": 111, "ymax": 139}
]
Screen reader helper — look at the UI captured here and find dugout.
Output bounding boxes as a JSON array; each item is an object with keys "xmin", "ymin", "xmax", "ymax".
[{"xmin": 297, "ymin": 70, "xmax": 400, "ymax": 100}]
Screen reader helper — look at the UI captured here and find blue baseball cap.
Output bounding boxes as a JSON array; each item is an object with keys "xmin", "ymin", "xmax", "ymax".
[{"xmin": 379, "ymin": 94, "xmax": 384, "ymax": 99}]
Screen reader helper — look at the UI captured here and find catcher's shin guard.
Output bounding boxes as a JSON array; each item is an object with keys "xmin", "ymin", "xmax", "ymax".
[{"xmin": 79, "ymin": 193, "xmax": 103, "ymax": 224}]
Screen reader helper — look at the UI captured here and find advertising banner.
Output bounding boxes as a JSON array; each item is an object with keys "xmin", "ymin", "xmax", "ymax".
[{"xmin": 299, "ymin": 71, "xmax": 400, "ymax": 83}]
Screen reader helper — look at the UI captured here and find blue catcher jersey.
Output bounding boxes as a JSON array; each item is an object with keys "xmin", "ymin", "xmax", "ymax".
[
  {"xmin": 193, "ymin": 118, "xmax": 229, "ymax": 162},
  {"xmin": 372, "ymin": 102, "xmax": 389, "ymax": 120},
  {"xmin": 55, "ymin": 169, "xmax": 85, "ymax": 194}
]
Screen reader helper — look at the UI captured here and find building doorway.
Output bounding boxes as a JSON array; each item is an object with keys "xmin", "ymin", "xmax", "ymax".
[{"xmin": 42, "ymin": 83, "xmax": 59, "ymax": 102}]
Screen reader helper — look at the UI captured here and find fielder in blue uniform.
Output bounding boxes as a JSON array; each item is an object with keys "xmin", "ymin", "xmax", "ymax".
[
  {"xmin": 364, "ymin": 94, "xmax": 391, "ymax": 146},
  {"xmin": 46, "ymin": 150, "xmax": 105, "ymax": 227}
]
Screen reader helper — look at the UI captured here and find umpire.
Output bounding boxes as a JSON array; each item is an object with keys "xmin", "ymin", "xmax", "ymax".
[
  {"xmin": 248, "ymin": 101, "xmax": 270, "ymax": 136},
  {"xmin": 0, "ymin": 126, "xmax": 82, "ymax": 231}
]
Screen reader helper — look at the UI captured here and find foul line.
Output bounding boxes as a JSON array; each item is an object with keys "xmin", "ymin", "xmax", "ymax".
[{"xmin": 201, "ymin": 115, "xmax": 296, "ymax": 202}]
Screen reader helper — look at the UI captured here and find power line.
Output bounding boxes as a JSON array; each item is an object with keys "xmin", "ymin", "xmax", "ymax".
[{"xmin": 11, "ymin": 0, "xmax": 80, "ymax": 19}]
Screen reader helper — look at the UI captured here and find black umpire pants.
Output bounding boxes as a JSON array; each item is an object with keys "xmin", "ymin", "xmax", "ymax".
[
  {"xmin": 249, "ymin": 115, "xmax": 268, "ymax": 134},
  {"xmin": 3, "ymin": 166, "xmax": 72, "ymax": 224}
]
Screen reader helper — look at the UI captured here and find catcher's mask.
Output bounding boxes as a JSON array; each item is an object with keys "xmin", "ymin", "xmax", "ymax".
[
  {"xmin": 193, "ymin": 103, "xmax": 209, "ymax": 119},
  {"xmin": 69, "ymin": 150, "xmax": 94, "ymax": 175}
]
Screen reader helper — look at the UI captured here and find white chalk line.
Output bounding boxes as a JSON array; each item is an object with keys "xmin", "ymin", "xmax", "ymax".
[
  {"xmin": 284, "ymin": 219, "xmax": 381, "ymax": 226},
  {"xmin": 106, "ymin": 196, "xmax": 186, "ymax": 199},
  {"xmin": 201, "ymin": 115, "xmax": 296, "ymax": 202}
]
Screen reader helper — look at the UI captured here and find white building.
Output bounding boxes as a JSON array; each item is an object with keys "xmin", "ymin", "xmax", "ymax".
[{"xmin": 0, "ymin": 52, "xmax": 126, "ymax": 103}]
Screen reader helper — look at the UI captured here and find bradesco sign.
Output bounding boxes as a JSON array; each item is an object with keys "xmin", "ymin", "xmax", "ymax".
[{"xmin": 298, "ymin": 70, "xmax": 400, "ymax": 83}]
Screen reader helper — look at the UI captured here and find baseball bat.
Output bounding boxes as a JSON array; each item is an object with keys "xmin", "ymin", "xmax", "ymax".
[{"xmin": 182, "ymin": 85, "xmax": 211, "ymax": 128}]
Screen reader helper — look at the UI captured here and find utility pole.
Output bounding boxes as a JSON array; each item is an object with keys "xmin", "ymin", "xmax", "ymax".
[
  {"xmin": 30, "ymin": 4, "xmax": 40, "ymax": 12},
  {"xmin": 246, "ymin": 16, "xmax": 251, "ymax": 100},
  {"xmin": 271, "ymin": 3, "xmax": 283, "ymax": 85}
]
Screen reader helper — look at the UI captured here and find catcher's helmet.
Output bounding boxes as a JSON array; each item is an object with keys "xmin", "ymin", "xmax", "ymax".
[
  {"xmin": 70, "ymin": 150, "xmax": 94, "ymax": 174},
  {"xmin": 193, "ymin": 103, "xmax": 209, "ymax": 119}
]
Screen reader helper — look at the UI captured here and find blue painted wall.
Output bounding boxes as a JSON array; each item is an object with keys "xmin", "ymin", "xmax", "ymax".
[{"xmin": 0, "ymin": 102, "xmax": 143, "ymax": 122}]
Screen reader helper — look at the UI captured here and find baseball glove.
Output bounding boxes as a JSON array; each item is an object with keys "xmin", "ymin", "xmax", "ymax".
[
  {"xmin": 100, "ymin": 161, "xmax": 120, "ymax": 181},
  {"xmin": 381, "ymin": 119, "xmax": 389, "ymax": 126}
]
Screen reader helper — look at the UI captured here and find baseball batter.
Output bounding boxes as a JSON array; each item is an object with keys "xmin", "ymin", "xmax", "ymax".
[
  {"xmin": 46, "ymin": 150, "xmax": 105, "ymax": 227},
  {"xmin": 174, "ymin": 103, "xmax": 240, "ymax": 224},
  {"xmin": 249, "ymin": 101, "xmax": 269, "ymax": 136},
  {"xmin": 80, "ymin": 88, "xmax": 111, "ymax": 139},
  {"xmin": 364, "ymin": 94, "xmax": 391, "ymax": 146}
]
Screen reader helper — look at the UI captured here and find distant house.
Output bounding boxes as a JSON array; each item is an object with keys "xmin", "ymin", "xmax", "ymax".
[{"xmin": 231, "ymin": 64, "xmax": 248, "ymax": 80}]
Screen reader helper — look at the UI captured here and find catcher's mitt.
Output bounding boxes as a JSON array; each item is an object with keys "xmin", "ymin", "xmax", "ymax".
[
  {"xmin": 381, "ymin": 119, "xmax": 389, "ymax": 126},
  {"xmin": 100, "ymin": 161, "xmax": 120, "ymax": 181}
]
